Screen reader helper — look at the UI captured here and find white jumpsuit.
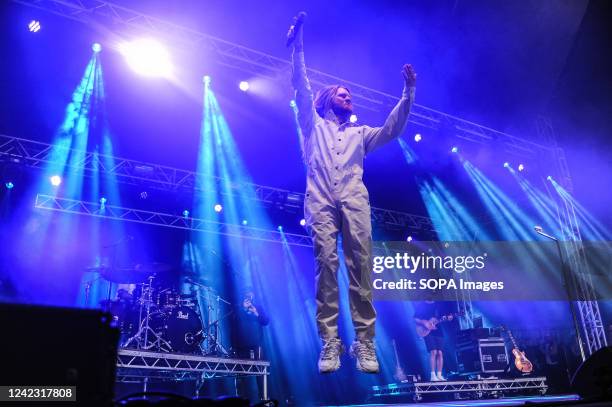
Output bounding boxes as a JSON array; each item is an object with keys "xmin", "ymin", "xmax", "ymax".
[{"xmin": 292, "ymin": 50, "xmax": 415, "ymax": 340}]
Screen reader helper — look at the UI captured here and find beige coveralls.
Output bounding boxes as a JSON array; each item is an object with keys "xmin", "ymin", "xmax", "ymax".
[{"xmin": 292, "ymin": 51, "xmax": 415, "ymax": 340}]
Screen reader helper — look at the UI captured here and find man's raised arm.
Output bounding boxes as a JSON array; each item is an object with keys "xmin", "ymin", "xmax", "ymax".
[
  {"xmin": 363, "ymin": 64, "xmax": 417, "ymax": 154},
  {"xmin": 289, "ymin": 14, "xmax": 316, "ymax": 137}
]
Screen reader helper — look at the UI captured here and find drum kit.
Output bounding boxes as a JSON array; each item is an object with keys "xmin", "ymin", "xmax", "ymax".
[{"xmin": 86, "ymin": 262, "xmax": 231, "ymax": 355}]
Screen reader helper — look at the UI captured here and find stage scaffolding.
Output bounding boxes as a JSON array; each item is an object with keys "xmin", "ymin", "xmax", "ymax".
[
  {"xmin": 16, "ymin": 0, "xmax": 550, "ymax": 160},
  {"xmin": 0, "ymin": 135, "xmax": 438, "ymax": 236},
  {"xmin": 9, "ymin": 0, "xmax": 608, "ymax": 356}
]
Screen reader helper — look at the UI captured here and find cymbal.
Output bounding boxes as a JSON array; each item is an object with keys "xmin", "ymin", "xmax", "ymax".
[{"xmin": 100, "ymin": 263, "xmax": 173, "ymax": 283}]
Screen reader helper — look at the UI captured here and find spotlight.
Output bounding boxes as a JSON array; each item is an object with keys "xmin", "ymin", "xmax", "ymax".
[
  {"xmin": 503, "ymin": 162, "xmax": 510, "ymax": 168},
  {"xmin": 139, "ymin": 191, "xmax": 148, "ymax": 199},
  {"xmin": 239, "ymin": 81, "xmax": 250, "ymax": 91},
  {"xmin": 518, "ymin": 164, "xmax": 525, "ymax": 172},
  {"xmin": 28, "ymin": 20, "xmax": 41, "ymax": 33},
  {"xmin": 451, "ymin": 146, "xmax": 458, "ymax": 153},
  {"xmin": 119, "ymin": 39, "xmax": 173, "ymax": 77},
  {"xmin": 277, "ymin": 225, "xmax": 283, "ymax": 231},
  {"xmin": 349, "ymin": 114, "xmax": 358, "ymax": 123},
  {"xmin": 214, "ymin": 204, "xmax": 223, "ymax": 213},
  {"xmin": 203, "ymin": 75, "xmax": 211, "ymax": 85},
  {"xmin": 242, "ymin": 219, "xmax": 248, "ymax": 226},
  {"xmin": 299, "ymin": 219, "xmax": 306, "ymax": 227},
  {"xmin": 92, "ymin": 43, "xmax": 102, "ymax": 53},
  {"xmin": 546, "ymin": 175, "xmax": 553, "ymax": 181},
  {"xmin": 50, "ymin": 175, "xmax": 62, "ymax": 186},
  {"xmin": 5, "ymin": 182, "xmax": 14, "ymax": 189},
  {"xmin": 414, "ymin": 133, "xmax": 422, "ymax": 142},
  {"xmin": 407, "ymin": 235, "xmax": 413, "ymax": 242},
  {"xmin": 182, "ymin": 210, "xmax": 190, "ymax": 218},
  {"xmin": 99, "ymin": 197, "xmax": 107, "ymax": 204},
  {"xmin": 289, "ymin": 100, "xmax": 297, "ymax": 108}
]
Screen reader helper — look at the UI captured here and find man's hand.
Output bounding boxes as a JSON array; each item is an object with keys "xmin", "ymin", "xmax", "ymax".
[
  {"xmin": 288, "ymin": 13, "xmax": 305, "ymax": 50},
  {"xmin": 402, "ymin": 64, "xmax": 417, "ymax": 88}
]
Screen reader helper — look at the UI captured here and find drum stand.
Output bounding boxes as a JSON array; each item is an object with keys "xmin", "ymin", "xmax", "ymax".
[{"xmin": 124, "ymin": 275, "xmax": 172, "ymax": 351}]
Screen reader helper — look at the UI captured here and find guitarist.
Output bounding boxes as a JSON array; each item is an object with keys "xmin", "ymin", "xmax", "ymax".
[{"xmin": 414, "ymin": 300, "xmax": 453, "ymax": 381}]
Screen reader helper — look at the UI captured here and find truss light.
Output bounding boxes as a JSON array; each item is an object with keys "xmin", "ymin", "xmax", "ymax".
[
  {"xmin": 119, "ymin": 39, "xmax": 173, "ymax": 78},
  {"xmin": 239, "ymin": 81, "xmax": 250, "ymax": 91},
  {"xmin": 50, "ymin": 175, "xmax": 62, "ymax": 186},
  {"xmin": 28, "ymin": 20, "xmax": 41, "ymax": 33},
  {"xmin": 406, "ymin": 235, "xmax": 413, "ymax": 242},
  {"xmin": 289, "ymin": 100, "xmax": 296, "ymax": 108},
  {"xmin": 299, "ymin": 219, "xmax": 306, "ymax": 227},
  {"xmin": 503, "ymin": 162, "xmax": 510, "ymax": 169},
  {"xmin": 242, "ymin": 219, "xmax": 248, "ymax": 226},
  {"xmin": 140, "ymin": 191, "xmax": 148, "ymax": 199},
  {"xmin": 518, "ymin": 164, "xmax": 525, "ymax": 172},
  {"xmin": 451, "ymin": 146, "xmax": 459, "ymax": 153},
  {"xmin": 214, "ymin": 204, "xmax": 223, "ymax": 213},
  {"xmin": 203, "ymin": 75, "xmax": 211, "ymax": 85},
  {"xmin": 277, "ymin": 225, "xmax": 283, "ymax": 232},
  {"xmin": 546, "ymin": 175, "xmax": 553, "ymax": 182},
  {"xmin": 182, "ymin": 210, "xmax": 190, "ymax": 218},
  {"xmin": 349, "ymin": 114, "xmax": 358, "ymax": 123},
  {"xmin": 5, "ymin": 182, "xmax": 14, "ymax": 189},
  {"xmin": 92, "ymin": 43, "xmax": 102, "ymax": 53},
  {"xmin": 414, "ymin": 133, "xmax": 422, "ymax": 142}
]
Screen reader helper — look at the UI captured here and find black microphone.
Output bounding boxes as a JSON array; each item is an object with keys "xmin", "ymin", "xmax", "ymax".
[{"xmin": 286, "ymin": 12, "xmax": 307, "ymax": 47}]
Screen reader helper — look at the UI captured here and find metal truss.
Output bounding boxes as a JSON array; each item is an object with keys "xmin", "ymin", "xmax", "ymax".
[
  {"xmin": 537, "ymin": 116, "xmax": 607, "ymax": 357},
  {"xmin": 34, "ymin": 194, "xmax": 315, "ymax": 247},
  {"xmin": 372, "ymin": 377, "xmax": 548, "ymax": 401},
  {"xmin": 1, "ymin": 135, "xmax": 438, "ymax": 234},
  {"xmin": 116, "ymin": 348, "xmax": 269, "ymax": 380},
  {"xmin": 14, "ymin": 0, "xmax": 552, "ymax": 158}
]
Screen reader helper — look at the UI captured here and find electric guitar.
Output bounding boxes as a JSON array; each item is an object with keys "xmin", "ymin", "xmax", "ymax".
[
  {"xmin": 392, "ymin": 339, "xmax": 407, "ymax": 382},
  {"xmin": 502, "ymin": 326, "xmax": 533, "ymax": 373},
  {"xmin": 415, "ymin": 313, "xmax": 458, "ymax": 338}
]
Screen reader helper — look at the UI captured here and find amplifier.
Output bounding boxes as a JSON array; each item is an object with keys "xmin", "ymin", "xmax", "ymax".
[{"xmin": 457, "ymin": 337, "xmax": 508, "ymax": 374}]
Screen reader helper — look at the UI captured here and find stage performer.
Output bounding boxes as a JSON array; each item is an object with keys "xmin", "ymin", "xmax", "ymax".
[
  {"xmin": 288, "ymin": 12, "xmax": 416, "ymax": 373},
  {"xmin": 414, "ymin": 300, "xmax": 453, "ymax": 381}
]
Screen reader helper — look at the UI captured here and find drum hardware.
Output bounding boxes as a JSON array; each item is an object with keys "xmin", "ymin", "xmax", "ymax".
[{"xmin": 123, "ymin": 274, "xmax": 172, "ymax": 351}]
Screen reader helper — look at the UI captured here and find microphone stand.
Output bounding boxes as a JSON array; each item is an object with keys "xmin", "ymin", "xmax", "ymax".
[{"xmin": 534, "ymin": 226, "xmax": 586, "ymax": 363}]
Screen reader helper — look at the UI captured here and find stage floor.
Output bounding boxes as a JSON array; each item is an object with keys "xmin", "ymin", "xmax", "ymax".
[{"xmin": 331, "ymin": 394, "xmax": 581, "ymax": 407}]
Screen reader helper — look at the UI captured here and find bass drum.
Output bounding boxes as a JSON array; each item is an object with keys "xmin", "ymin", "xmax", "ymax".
[{"xmin": 164, "ymin": 306, "xmax": 204, "ymax": 353}]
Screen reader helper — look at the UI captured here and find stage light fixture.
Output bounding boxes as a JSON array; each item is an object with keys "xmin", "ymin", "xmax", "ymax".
[
  {"xmin": 289, "ymin": 100, "xmax": 297, "ymax": 108},
  {"xmin": 214, "ymin": 204, "xmax": 223, "ymax": 213},
  {"xmin": 119, "ymin": 39, "xmax": 173, "ymax": 78},
  {"xmin": 139, "ymin": 191, "xmax": 148, "ymax": 199},
  {"xmin": 99, "ymin": 197, "xmax": 107, "ymax": 204},
  {"xmin": 50, "ymin": 175, "xmax": 62, "ymax": 186},
  {"xmin": 451, "ymin": 146, "xmax": 459, "ymax": 153},
  {"xmin": 300, "ymin": 219, "xmax": 306, "ymax": 227},
  {"xmin": 182, "ymin": 210, "xmax": 190, "ymax": 218},
  {"xmin": 5, "ymin": 182, "xmax": 14, "ymax": 189},
  {"xmin": 92, "ymin": 43, "xmax": 102, "ymax": 53},
  {"xmin": 28, "ymin": 20, "xmax": 41, "ymax": 33},
  {"xmin": 414, "ymin": 133, "xmax": 422, "ymax": 142},
  {"xmin": 547, "ymin": 175, "xmax": 553, "ymax": 181},
  {"xmin": 203, "ymin": 75, "xmax": 211, "ymax": 85},
  {"xmin": 349, "ymin": 114, "xmax": 358, "ymax": 123},
  {"xmin": 407, "ymin": 235, "xmax": 413, "ymax": 242},
  {"xmin": 242, "ymin": 219, "xmax": 248, "ymax": 226},
  {"xmin": 518, "ymin": 164, "xmax": 525, "ymax": 172},
  {"xmin": 503, "ymin": 162, "xmax": 510, "ymax": 168},
  {"xmin": 277, "ymin": 225, "xmax": 283, "ymax": 231},
  {"xmin": 239, "ymin": 81, "xmax": 250, "ymax": 91}
]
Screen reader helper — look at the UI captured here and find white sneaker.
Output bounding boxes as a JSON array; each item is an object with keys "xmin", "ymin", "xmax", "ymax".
[
  {"xmin": 430, "ymin": 372, "xmax": 440, "ymax": 382},
  {"xmin": 318, "ymin": 338, "xmax": 343, "ymax": 373},
  {"xmin": 437, "ymin": 372, "xmax": 447, "ymax": 381},
  {"xmin": 350, "ymin": 339, "xmax": 379, "ymax": 373}
]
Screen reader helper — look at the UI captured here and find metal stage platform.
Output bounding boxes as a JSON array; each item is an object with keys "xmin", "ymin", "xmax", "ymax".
[
  {"xmin": 371, "ymin": 376, "xmax": 548, "ymax": 403},
  {"xmin": 116, "ymin": 348, "xmax": 270, "ymax": 398}
]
